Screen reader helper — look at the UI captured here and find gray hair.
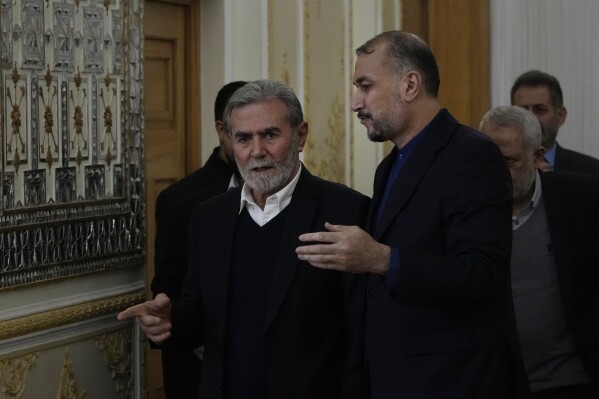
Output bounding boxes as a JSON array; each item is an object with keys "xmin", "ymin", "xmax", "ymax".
[
  {"xmin": 356, "ymin": 30, "xmax": 440, "ymax": 97},
  {"xmin": 223, "ymin": 79, "xmax": 304, "ymax": 133},
  {"xmin": 479, "ymin": 105, "xmax": 542, "ymax": 152}
]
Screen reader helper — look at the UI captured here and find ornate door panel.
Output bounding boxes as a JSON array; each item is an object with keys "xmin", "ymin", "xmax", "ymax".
[{"xmin": 0, "ymin": 0, "xmax": 145, "ymax": 398}]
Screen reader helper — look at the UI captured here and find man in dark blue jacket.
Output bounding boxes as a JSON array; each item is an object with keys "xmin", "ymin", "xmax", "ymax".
[{"xmin": 297, "ymin": 30, "xmax": 516, "ymax": 398}]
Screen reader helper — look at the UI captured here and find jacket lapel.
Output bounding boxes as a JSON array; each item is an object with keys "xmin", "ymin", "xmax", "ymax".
[
  {"xmin": 554, "ymin": 144, "xmax": 572, "ymax": 171},
  {"xmin": 369, "ymin": 151, "xmax": 395, "ymax": 232},
  {"xmin": 263, "ymin": 167, "xmax": 319, "ymax": 332},
  {"xmin": 373, "ymin": 109, "xmax": 458, "ymax": 239},
  {"xmin": 373, "ymin": 144, "xmax": 435, "ymax": 239}
]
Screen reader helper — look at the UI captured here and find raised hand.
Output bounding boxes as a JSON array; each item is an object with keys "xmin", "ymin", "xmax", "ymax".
[{"xmin": 296, "ymin": 222, "xmax": 390, "ymax": 275}]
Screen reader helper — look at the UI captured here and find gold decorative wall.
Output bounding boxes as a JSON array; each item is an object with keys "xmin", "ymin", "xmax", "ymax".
[
  {"xmin": 267, "ymin": 0, "xmax": 347, "ymax": 184},
  {"xmin": 0, "ymin": 1, "xmax": 144, "ymax": 396},
  {"xmin": 266, "ymin": 0, "xmax": 402, "ymax": 187},
  {"xmin": 0, "ymin": 327, "xmax": 135, "ymax": 398},
  {"xmin": 0, "ymin": 0, "xmax": 144, "ymax": 290},
  {"xmin": 301, "ymin": 0, "xmax": 347, "ymax": 183}
]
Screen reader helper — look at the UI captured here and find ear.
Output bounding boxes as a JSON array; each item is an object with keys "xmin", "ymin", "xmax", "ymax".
[
  {"xmin": 533, "ymin": 146, "xmax": 546, "ymax": 166},
  {"xmin": 402, "ymin": 70, "xmax": 422, "ymax": 102},
  {"xmin": 215, "ymin": 120, "xmax": 229, "ymax": 143},
  {"xmin": 557, "ymin": 105, "xmax": 567, "ymax": 127},
  {"xmin": 296, "ymin": 121, "xmax": 308, "ymax": 152}
]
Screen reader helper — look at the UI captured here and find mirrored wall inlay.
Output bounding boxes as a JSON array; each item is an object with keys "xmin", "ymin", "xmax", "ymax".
[{"xmin": 0, "ymin": 0, "xmax": 144, "ymax": 289}]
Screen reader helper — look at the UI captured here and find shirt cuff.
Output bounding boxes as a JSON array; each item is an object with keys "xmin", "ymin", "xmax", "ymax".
[{"xmin": 384, "ymin": 247, "xmax": 400, "ymax": 291}]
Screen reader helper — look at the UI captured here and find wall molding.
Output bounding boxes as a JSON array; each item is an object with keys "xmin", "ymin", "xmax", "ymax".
[{"xmin": 0, "ymin": 290, "xmax": 144, "ymax": 342}]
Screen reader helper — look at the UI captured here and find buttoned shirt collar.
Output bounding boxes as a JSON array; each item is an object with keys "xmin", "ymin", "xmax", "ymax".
[
  {"xmin": 544, "ymin": 142, "xmax": 557, "ymax": 169},
  {"xmin": 512, "ymin": 170, "xmax": 543, "ymax": 230}
]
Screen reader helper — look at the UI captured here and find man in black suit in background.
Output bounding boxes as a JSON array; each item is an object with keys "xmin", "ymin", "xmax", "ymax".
[
  {"xmin": 511, "ymin": 69, "xmax": 599, "ymax": 176},
  {"xmin": 150, "ymin": 81, "xmax": 246, "ymax": 398},
  {"xmin": 120, "ymin": 79, "xmax": 369, "ymax": 398},
  {"xmin": 480, "ymin": 105, "xmax": 599, "ymax": 399}
]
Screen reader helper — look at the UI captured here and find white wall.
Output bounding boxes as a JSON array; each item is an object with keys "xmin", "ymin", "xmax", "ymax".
[
  {"xmin": 490, "ymin": 0, "xmax": 599, "ymax": 159},
  {"xmin": 199, "ymin": 0, "xmax": 265, "ymax": 165}
]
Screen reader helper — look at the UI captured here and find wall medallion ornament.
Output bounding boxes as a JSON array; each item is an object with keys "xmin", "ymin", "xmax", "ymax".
[
  {"xmin": 56, "ymin": 351, "xmax": 87, "ymax": 399},
  {"xmin": 96, "ymin": 329, "xmax": 133, "ymax": 397},
  {"xmin": 0, "ymin": 0, "xmax": 144, "ymax": 289},
  {"xmin": 0, "ymin": 353, "xmax": 38, "ymax": 398}
]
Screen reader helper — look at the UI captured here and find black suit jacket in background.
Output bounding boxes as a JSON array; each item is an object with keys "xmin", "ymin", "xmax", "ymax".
[
  {"xmin": 540, "ymin": 171, "xmax": 599, "ymax": 383},
  {"xmin": 554, "ymin": 143, "xmax": 599, "ymax": 177},
  {"xmin": 152, "ymin": 147, "xmax": 235, "ymax": 300},
  {"xmin": 171, "ymin": 167, "xmax": 370, "ymax": 399},
  {"xmin": 151, "ymin": 147, "xmax": 235, "ymax": 399},
  {"xmin": 365, "ymin": 109, "xmax": 516, "ymax": 398}
]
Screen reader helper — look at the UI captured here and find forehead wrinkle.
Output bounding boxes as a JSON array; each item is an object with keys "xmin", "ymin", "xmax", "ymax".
[
  {"xmin": 233, "ymin": 125, "xmax": 281, "ymax": 137},
  {"xmin": 260, "ymin": 126, "xmax": 281, "ymax": 134}
]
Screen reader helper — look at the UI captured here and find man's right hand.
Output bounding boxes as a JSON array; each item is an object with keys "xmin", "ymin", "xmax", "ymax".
[{"xmin": 117, "ymin": 293, "xmax": 173, "ymax": 344}]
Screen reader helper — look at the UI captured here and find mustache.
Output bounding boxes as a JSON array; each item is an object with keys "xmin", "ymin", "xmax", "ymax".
[
  {"xmin": 246, "ymin": 158, "xmax": 274, "ymax": 170},
  {"xmin": 357, "ymin": 111, "xmax": 371, "ymax": 119}
]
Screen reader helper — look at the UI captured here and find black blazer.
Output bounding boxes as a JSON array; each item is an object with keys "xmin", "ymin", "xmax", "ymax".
[
  {"xmin": 151, "ymin": 147, "xmax": 234, "ymax": 300},
  {"xmin": 171, "ymin": 167, "xmax": 370, "ymax": 399},
  {"xmin": 554, "ymin": 143, "xmax": 599, "ymax": 177},
  {"xmin": 541, "ymin": 171, "xmax": 599, "ymax": 383},
  {"xmin": 151, "ymin": 147, "xmax": 234, "ymax": 399},
  {"xmin": 364, "ymin": 109, "xmax": 515, "ymax": 398}
]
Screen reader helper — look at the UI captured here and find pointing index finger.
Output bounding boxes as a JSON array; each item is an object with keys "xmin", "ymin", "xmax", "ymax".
[{"xmin": 117, "ymin": 305, "xmax": 142, "ymax": 321}]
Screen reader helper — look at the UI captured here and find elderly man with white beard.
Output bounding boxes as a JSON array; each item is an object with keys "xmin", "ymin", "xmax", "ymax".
[
  {"xmin": 118, "ymin": 79, "xmax": 369, "ymax": 399},
  {"xmin": 480, "ymin": 105, "xmax": 599, "ymax": 399}
]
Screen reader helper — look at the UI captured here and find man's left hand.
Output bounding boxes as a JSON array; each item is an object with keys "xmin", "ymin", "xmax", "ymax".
[{"xmin": 296, "ymin": 222, "xmax": 390, "ymax": 275}]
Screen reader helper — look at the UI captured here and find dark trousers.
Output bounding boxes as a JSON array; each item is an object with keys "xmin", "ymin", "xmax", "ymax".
[
  {"xmin": 532, "ymin": 383, "xmax": 598, "ymax": 399},
  {"xmin": 161, "ymin": 347, "xmax": 202, "ymax": 399}
]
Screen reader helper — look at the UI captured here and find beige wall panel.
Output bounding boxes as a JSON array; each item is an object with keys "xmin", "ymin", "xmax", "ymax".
[
  {"xmin": 268, "ymin": 0, "xmax": 300, "ymax": 87},
  {"xmin": 349, "ymin": 0, "xmax": 399, "ymax": 194},
  {"xmin": 302, "ymin": 0, "xmax": 347, "ymax": 183},
  {"xmin": 19, "ymin": 341, "xmax": 119, "ymax": 398},
  {"xmin": 382, "ymin": 0, "xmax": 402, "ymax": 31},
  {"xmin": 230, "ymin": 0, "xmax": 265, "ymax": 80},
  {"xmin": 200, "ymin": 0, "xmax": 391, "ymax": 194},
  {"xmin": 1, "ymin": 325, "xmax": 135, "ymax": 399}
]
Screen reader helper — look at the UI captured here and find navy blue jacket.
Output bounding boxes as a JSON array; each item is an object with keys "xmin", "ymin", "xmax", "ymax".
[{"xmin": 365, "ymin": 109, "xmax": 516, "ymax": 398}]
